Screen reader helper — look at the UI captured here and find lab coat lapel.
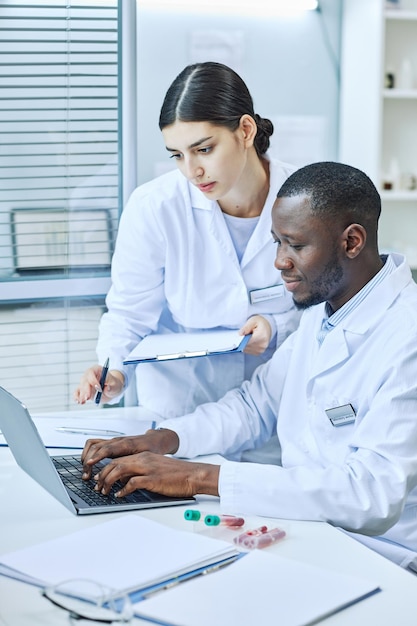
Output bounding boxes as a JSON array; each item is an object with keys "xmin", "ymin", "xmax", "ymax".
[
  {"xmin": 240, "ymin": 202, "xmax": 274, "ymax": 268},
  {"xmin": 308, "ymin": 253, "xmax": 411, "ymax": 380},
  {"xmin": 188, "ymin": 170, "xmax": 274, "ymax": 269},
  {"xmin": 240, "ymin": 178, "xmax": 277, "ymax": 269},
  {"xmin": 241, "ymin": 159, "xmax": 288, "ymax": 268},
  {"xmin": 189, "ymin": 183, "xmax": 240, "ymax": 267},
  {"xmin": 309, "ymin": 327, "xmax": 350, "ymax": 379}
]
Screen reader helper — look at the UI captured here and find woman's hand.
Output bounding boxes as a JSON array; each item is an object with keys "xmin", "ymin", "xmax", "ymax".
[
  {"xmin": 73, "ymin": 365, "xmax": 125, "ymax": 405},
  {"xmin": 239, "ymin": 315, "xmax": 272, "ymax": 355}
]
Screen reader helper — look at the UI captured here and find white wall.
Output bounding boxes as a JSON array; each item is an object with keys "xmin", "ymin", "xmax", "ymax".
[{"xmin": 135, "ymin": 0, "xmax": 342, "ymax": 185}]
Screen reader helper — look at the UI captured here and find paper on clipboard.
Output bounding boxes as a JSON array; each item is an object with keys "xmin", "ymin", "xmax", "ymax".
[{"xmin": 123, "ymin": 330, "xmax": 250, "ymax": 365}]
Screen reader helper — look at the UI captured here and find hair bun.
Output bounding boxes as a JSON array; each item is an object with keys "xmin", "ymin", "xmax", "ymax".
[{"xmin": 254, "ymin": 114, "xmax": 274, "ymax": 155}]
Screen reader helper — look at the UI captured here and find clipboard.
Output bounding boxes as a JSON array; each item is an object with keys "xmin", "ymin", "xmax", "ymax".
[{"xmin": 123, "ymin": 330, "xmax": 251, "ymax": 365}]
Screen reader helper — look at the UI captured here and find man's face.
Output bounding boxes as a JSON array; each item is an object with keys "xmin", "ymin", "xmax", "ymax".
[{"xmin": 272, "ymin": 194, "xmax": 347, "ymax": 311}]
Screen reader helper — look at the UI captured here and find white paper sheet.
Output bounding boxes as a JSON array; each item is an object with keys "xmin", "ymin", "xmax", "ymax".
[
  {"xmin": 134, "ymin": 550, "xmax": 380, "ymax": 626},
  {"xmin": 0, "ymin": 515, "xmax": 238, "ymax": 600},
  {"xmin": 0, "ymin": 416, "xmax": 157, "ymax": 449},
  {"xmin": 123, "ymin": 330, "xmax": 248, "ymax": 364}
]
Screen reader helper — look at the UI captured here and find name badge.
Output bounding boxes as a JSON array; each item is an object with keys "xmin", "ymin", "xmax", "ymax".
[
  {"xmin": 325, "ymin": 404, "xmax": 356, "ymax": 427},
  {"xmin": 249, "ymin": 284, "xmax": 284, "ymax": 305}
]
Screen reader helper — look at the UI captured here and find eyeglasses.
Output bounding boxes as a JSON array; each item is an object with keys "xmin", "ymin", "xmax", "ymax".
[{"xmin": 41, "ymin": 579, "xmax": 133, "ymax": 624}]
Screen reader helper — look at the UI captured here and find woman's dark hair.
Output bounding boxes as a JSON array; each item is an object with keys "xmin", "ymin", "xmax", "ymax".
[{"xmin": 159, "ymin": 61, "xmax": 273, "ymax": 157}]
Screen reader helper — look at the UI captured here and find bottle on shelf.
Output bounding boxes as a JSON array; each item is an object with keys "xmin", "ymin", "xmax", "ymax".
[
  {"xmin": 383, "ymin": 157, "xmax": 401, "ymax": 191},
  {"xmin": 401, "ymin": 172, "xmax": 417, "ymax": 191},
  {"xmin": 384, "ymin": 65, "xmax": 395, "ymax": 89}
]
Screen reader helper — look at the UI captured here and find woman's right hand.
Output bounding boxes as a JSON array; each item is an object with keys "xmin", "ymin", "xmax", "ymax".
[{"xmin": 73, "ymin": 365, "xmax": 125, "ymax": 405}]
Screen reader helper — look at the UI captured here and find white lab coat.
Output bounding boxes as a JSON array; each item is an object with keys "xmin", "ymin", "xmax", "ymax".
[
  {"xmin": 167, "ymin": 254, "xmax": 417, "ymax": 568},
  {"xmin": 97, "ymin": 158, "xmax": 300, "ymax": 419}
]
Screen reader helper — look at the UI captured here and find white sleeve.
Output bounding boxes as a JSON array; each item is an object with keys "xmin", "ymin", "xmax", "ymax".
[
  {"xmin": 163, "ymin": 342, "xmax": 291, "ymax": 459},
  {"xmin": 218, "ymin": 336, "xmax": 417, "ymax": 538},
  {"xmin": 96, "ymin": 188, "xmax": 167, "ymax": 386}
]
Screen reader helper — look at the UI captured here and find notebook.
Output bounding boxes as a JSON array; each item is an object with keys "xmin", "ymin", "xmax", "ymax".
[
  {"xmin": 0, "ymin": 386, "xmax": 195, "ymax": 515},
  {"xmin": 0, "ymin": 515, "xmax": 239, "ymax": 601}
]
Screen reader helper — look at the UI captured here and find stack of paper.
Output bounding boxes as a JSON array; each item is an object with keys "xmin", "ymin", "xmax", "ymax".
[{"xmin": 0, "ymin": 515, "xmax": 239, "ymax": 600}]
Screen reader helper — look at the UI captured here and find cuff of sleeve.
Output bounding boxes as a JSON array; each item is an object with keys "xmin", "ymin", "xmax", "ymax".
[
  {"xmin": 162, "ymin": 418, "xmax": 190, "ymax": 458},
  {"xmin": 218, "ymin": 460, "xmax": 242, "ymax": 511},
  {"xmin": 99, "ymin": 361, "xmax": 131, "ymax": 406}
]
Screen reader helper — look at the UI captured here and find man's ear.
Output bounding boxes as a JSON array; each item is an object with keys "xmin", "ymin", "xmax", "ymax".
[
  {"xmin": 343, "ymin": 223, "xmax": 367, "ymax": 259},
  {"xmin": 239, "ymin": 114, "xmax": 257, "ymax": 147}
]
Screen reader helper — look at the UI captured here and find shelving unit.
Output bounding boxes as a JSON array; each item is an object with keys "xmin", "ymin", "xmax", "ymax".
[{"xmin": 339, "ymin": 0, "xmax": 417, "ymax": 269}]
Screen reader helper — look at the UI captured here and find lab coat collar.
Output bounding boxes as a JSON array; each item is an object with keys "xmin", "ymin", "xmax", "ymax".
[
  {"xmin": 187, "ymin": 180, "xmax": 240, "ymax": 268},
  {"xmin": 187, "ymin": 161, "xmax": 277, "ymax": 268},
  {"xmin": 240, "ymin": 156, "xmax": 283, "ymax": 267},
  {"xmin": 340, "ymin": 252, "xmax": 412, "ymax": 335},
  {"xmin": 188, "ymin": 180, "xmax": 217, "ymax": 212},
  {"xmin": 309, "ymin": 253, "xmax": 413, "ymax": 378}
]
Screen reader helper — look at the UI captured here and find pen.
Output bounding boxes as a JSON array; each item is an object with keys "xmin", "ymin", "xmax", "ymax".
[
  {"xmin": 55, "ymin": 427, "xmax": 126, "ymax": 436},
  {"xmin": 94, "ymin": 357, "xmax": 109, "ymax": 405}
]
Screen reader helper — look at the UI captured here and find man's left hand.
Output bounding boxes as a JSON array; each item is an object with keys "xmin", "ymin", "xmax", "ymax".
[{"xmin": 92, "ymin": 451, "xmax": 220, "ymax": 499}]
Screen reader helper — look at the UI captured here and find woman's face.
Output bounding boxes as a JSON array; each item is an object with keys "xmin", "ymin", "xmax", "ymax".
[{"xmin": 161, "ymin": 119, "xmax": 252, "ymax": 201}]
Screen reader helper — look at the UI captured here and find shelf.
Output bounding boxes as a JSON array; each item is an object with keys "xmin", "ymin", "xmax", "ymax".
[
  {"xmin": 341, "ymin": 0, "xmax": 417, "ymax": 269},
  {"xmin": 380, "ymin": 190, "xmax": 417, "ymax": 201},
  {"xmin": 383, "ymin": 88, "xmax": 417, "ymax": 98},
  {"xmin": 385, "ymin": 9, "xmax": 417, "ymax": 20}
]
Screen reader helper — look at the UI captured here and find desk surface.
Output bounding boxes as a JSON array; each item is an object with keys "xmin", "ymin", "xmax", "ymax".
[{"xmin": 1, "ymin": 407, "xmax": 417, "ymax": 625}]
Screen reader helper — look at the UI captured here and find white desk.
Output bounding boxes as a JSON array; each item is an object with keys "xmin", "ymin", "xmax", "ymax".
[{"xmin": 1, "ymin": 407, "xmax": 417, "ymax": 625}]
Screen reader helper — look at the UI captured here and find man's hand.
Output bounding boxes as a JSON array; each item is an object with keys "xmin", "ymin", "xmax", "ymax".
[
  {"xmin": 81, "ymin": 428, "xmax": 180, "ymax": 480},
  {"xmin": 73, "ymin": 365, "xmax": 125, "ymax": 404},
  {"xmin": 91, "ymin": 452, "xmax": 220, "ymax": 498},
  {"xmin": 239, "ymin": 315, "xmax": 272, "ymax": 355}
]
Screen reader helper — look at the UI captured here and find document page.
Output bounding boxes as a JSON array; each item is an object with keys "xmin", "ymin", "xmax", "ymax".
[
  {"xmin": 0, "ymin": 416, "xmax": 157, "ymax": 449},
  {"xmin": 134, "ymin": 549, "xmax": 380, "ymax": 626},
  {"xmin": 124, "ymin": 329, "xmax": 249, "ymax": 364},
  {"xmin": 35, "ymin": 416, "xmax": 156, "ymax": 448},
  {"xmin": 0, "ymin": 515, "xmax": 239, "ymax": 600}
]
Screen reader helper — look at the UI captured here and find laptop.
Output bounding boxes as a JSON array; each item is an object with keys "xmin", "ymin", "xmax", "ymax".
[{"xmin": 0, "ymin": 386, "xmax": 195, "ymax": 515}]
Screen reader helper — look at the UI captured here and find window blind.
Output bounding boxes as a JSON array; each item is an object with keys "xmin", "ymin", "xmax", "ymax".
[
  {"xmin": 0, "ymin": 0, "xmax": 121, "ymax": 411},
  {"xmin": 0, "ymin": 300, "xmax": 105, "ymax": 412}
]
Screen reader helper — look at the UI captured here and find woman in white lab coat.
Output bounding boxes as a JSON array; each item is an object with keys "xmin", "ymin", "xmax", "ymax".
[{"xmin": 74, "ymin": 62, "xmax": 300, "ymax": 446}]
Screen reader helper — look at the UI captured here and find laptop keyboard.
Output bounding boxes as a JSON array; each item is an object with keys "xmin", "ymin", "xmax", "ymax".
[{"xmin": 52, "ymin": 455, "xmax": 153, "ymax": 506}]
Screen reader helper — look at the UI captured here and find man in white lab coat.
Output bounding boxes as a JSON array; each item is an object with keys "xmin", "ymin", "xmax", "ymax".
[{"xmin": 81, "ymin": 161, "xmax": 417, "ymax": 570}]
